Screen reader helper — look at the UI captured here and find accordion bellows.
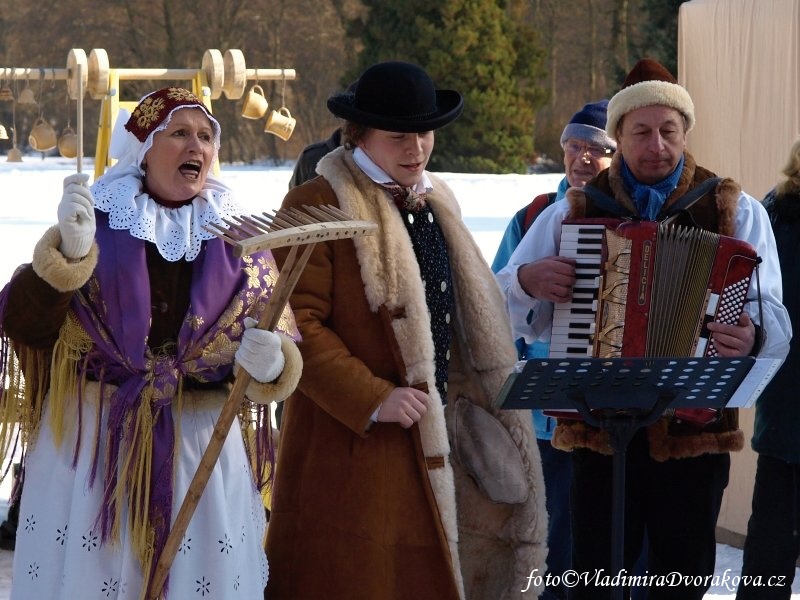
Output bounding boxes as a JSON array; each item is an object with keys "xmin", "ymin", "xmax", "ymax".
[{"xmin": 595, "ymin": 220, "xmax": 756, "ymax": 358}]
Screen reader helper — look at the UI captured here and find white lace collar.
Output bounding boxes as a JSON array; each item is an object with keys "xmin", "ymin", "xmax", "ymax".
[{"xmin": 90, "ymin": 164, "xmax": 241, "ymax": 262}]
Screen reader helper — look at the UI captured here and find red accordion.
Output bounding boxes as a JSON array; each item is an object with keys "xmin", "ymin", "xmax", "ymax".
[{"xmin": 545, "ymin": 219, "xmax": 759, "ymax": 424}]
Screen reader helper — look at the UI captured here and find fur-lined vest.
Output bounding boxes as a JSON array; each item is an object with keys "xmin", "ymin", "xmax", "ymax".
[{"xmin": 552, "ymin": 152, "xmax": 746, "ymax": 461}]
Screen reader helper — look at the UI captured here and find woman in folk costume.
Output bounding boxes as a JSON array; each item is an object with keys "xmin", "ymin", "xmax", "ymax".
[
  {"xmin": 265, "ymin": 61, "xmax": 547, "ymax": 599},
  {"xmin": 0, "ymin": 87, "xmax": 302, "ymax": 599}
]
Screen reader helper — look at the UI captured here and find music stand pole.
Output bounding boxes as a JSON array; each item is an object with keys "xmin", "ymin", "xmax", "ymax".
[{"xmin": 575, "ymin": 391, "xmax": 676, "ymax": 600}]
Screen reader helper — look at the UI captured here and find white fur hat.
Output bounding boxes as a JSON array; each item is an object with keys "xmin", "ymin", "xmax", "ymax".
[{"xmin": 606, "ymin": 58, "xmax": 695, "ymax": 140}]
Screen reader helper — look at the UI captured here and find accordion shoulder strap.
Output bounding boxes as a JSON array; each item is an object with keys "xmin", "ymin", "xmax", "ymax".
[
  {"xmin": 582, "ymin": 183, "xmax": 635, "ymax": 218},
  {"xmin": 663, "ymin": 176, "xmax": 722, "ymax": 219}
]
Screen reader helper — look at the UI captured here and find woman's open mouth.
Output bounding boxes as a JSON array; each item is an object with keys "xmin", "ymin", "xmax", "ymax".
[{"xmin": 179, "ymin": 160, "xmax": 203, "ymax": 179}]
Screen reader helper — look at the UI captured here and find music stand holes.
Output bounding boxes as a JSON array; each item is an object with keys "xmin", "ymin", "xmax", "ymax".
[{"xmin": 501, "ymin": 357, "xmax": 754, "ymax": 412}]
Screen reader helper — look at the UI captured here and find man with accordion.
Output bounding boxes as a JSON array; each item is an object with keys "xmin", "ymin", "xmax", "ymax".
[{"xmin": 496, "ymin": 58, "xmax": 791, "ymax": 600}]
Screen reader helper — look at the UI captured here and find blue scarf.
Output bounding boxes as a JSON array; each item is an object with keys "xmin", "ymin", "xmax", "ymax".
[
  {"xmin": 555, "ymin": 175, "xmax": 570, "ymax": 201},
  {"xmin": 622, "ymin": 155, "xmax": 685, "ymax": 220}
]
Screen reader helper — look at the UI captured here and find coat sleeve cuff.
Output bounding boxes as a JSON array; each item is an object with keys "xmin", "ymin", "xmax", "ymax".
[
  {"xmin": 31, "ymin": 226, "xmax": 99, "ymax": 292},
  {"xmin": 241, "ymin": 333, "xmax": 302, "ymax": 405}
]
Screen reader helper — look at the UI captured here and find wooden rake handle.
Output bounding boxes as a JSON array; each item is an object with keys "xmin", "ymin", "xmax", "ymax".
[{"xmin": 146, "ymin": 242, "xmax": 316, "ymax": 600}]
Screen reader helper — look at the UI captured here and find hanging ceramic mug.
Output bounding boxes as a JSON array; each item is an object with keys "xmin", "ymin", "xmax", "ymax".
[
  {"xmin": 241, "ymin": 84, "xmax": 269, "ymax": 120},
  {"xmin": 18, "ymin": 81, "xmax": 36, "ymax": 105},
  {"xmin": 7, "ymin": 147, "xmax": 22, "ymax": 162},
  {"xmin": 0, "ymin": 124, "xmax": 8, "ymax": 140},
  {"xmin": 58, "ymin": 126, "xmax": 78, "ymax": 159},
  {"xmin": 264, "ymin": 107, "xmax": 296, "ymax": 141},
  {"xmin": 28, "ymin": 117, "xmax": 57, "ymax": 152}
]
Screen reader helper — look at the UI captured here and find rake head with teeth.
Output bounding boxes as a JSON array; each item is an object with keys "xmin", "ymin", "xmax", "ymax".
[{"xmin": 204, "ymin": 203, "xmax": 377, "ymax": 257}]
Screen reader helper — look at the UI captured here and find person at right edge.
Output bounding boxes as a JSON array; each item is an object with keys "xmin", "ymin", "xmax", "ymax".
[
  {"xmin": 736, "ymin": 138, "xmax": 800, "ymax": 600},
  {"xmin": 495, "ymin": 58, "xmax": 791, "ymax": 600}
]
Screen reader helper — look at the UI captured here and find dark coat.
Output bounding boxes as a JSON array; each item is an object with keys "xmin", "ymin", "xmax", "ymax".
[{"xmin": 752, "ymin": 188, "xmax": 800, "ymax": 461}]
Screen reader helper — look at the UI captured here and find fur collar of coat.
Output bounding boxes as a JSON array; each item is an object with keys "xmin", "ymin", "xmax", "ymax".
[{"xmin": 317, "ymin": 147, "xmax": 548, "ymax": 598}]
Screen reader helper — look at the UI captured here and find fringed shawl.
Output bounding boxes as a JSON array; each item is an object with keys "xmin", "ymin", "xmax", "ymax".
[{"xmin": 0, "ymin": 212, "xmax": 298, "ymax": 592}]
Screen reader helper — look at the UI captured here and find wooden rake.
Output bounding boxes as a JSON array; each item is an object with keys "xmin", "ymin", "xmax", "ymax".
[{"xmin": 146, "ymin": 204, "xmax": 376, "ymax": 600}]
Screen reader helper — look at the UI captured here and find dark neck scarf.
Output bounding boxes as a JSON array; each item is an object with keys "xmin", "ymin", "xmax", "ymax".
[{"xmin": 382, "ymin": 182, "xmax": 427, "ymax": 212}]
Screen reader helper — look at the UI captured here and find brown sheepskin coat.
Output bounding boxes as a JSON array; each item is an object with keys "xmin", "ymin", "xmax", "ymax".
[
  {"xmin": 552, "ymin": 151, "xmax": 746, "ymax": 461},
  {"xmin": 265, "ymin": 148, "xmax": 547, "ymax": 599}
]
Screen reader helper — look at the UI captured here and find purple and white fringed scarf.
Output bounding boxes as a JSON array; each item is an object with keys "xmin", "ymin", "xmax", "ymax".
[{"xmin": 65, "ymin": 211, "xmax": 298, "ymax": 588}]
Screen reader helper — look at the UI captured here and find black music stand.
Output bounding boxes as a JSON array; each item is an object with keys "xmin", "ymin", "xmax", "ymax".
[{"xmin": 497, "ymin": 356, "xmax": 758, "ymax": 600}]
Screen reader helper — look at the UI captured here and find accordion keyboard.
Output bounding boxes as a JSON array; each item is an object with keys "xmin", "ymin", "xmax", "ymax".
[{"xmin": 550, "ymin": 223, "xmax": 606, "ymax": 357}]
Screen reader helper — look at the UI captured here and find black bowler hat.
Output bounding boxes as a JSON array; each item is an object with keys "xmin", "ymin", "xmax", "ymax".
[{"xmin": 327, "ymin": 61, "xmax": 464, "ymax": 133}]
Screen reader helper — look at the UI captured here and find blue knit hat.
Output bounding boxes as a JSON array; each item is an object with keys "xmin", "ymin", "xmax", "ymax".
[{"xmin": 559, "ymin": 99, "xmax": 616, "ymax": 151}]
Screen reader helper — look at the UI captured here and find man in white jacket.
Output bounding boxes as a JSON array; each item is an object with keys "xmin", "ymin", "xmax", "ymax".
[{"xmin": 496, "ymin": 58, "xmax": 791, "ymax": 600}]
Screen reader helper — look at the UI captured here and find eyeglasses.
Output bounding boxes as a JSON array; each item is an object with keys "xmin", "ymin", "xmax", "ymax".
[{"xmin": 563, "ymin": 140, "xmax": 614, "ymax": 159}]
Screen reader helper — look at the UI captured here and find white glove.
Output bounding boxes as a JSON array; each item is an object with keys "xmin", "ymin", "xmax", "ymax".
[
  {"xmin": 235, "ymin": 317, "xmax": 285, "ymax": 383},
  {"xmin": 57, "ymin": 173, "xmax": 96, "ymax": 259}
]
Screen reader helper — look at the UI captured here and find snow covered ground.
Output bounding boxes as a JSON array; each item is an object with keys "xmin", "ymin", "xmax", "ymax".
[{"xmin": 0, "ymin": 156, "xmax": 797, "ymax": 598}]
